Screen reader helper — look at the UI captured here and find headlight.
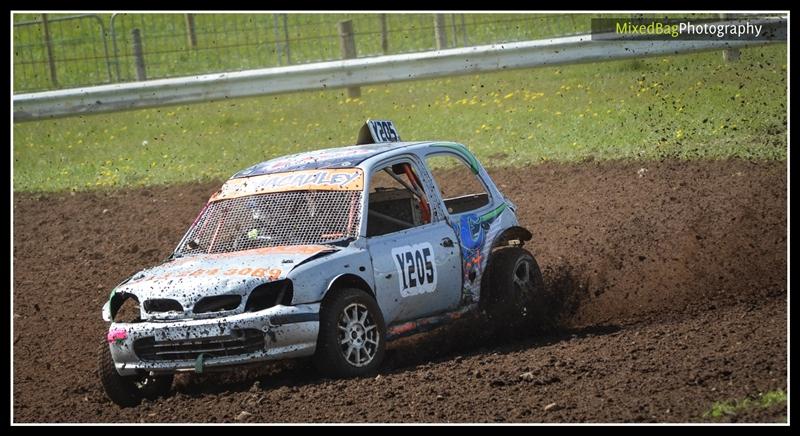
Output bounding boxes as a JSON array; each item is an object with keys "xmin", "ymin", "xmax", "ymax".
[
  {"xmin": 245, "ymin": 279, "xmax": 293, "ymax": 312},
  {"xmin": 110, "ymin": 293, "xmax": 142, "ymax": 323}
]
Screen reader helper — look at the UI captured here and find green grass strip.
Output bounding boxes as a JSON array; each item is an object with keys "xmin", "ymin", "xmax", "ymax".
[{"xmin": 703, "ymin": 389, "xmax": 787, "ymax": 419}]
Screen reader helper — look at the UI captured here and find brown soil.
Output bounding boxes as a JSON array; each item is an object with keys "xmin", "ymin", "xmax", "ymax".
[{"xmin": 12, "ymin": 159, "xmax": 787, "ymax": 423}]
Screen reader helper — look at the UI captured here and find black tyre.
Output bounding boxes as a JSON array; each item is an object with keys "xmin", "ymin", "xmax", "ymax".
[
  {"xmin": 314, "ymin": 288, "xmax": 387, "ymax": 378},
  {"xmin": 98, "ymin": 341, "xmax": 173, "ymax": 407},
  {"xmin": 482, "ymin": 246, "xmax": 546, "ymax": 333}
]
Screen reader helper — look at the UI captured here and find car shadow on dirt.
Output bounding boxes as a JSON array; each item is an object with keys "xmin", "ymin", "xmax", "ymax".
[{"xmin": 170, "ymin": 262, "xmax": 608, "ymax": 398}]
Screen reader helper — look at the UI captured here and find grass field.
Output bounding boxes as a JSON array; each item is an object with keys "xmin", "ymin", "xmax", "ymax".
[{"xmin": 12, "ymin": 44, "xmax": 787, "ymax": 193}]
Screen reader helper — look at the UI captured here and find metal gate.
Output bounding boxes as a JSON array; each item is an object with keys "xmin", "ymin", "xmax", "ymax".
[{"xmin": 13, "ymin": 14, "xmax": 113, "ymax": 93}]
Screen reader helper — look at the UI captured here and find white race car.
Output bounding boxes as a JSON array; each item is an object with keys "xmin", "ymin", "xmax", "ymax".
[{"xmin": 100, "ymin": 120, "xmax": 543, "ymax": 406}]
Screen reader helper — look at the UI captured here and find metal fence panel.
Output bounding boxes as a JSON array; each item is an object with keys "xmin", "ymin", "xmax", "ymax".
[
  {"xmin": 110, "ymin": 13, "xmax": 288, "ymax": 82},
  {"xmin": 13, "ymin": 14, "xmax": 113, "ymax": 92},
  {"xmin": 14, "ymin": 12, "xmax": 602, "ymax": 93}
]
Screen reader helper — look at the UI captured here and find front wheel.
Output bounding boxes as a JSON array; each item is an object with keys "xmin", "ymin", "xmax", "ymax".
[
  {"xmin": 98, "ymin": 341, "xmax": 173, "ymax": 407},
  {"xmin": 314, "ymin": 288, "xmax": 387, "ymax": 378}
]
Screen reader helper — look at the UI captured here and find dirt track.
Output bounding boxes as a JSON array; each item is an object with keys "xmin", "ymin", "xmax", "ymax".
[{"xmin": 13, "ymin": 159, "xmax": 787, "ymax": 423}]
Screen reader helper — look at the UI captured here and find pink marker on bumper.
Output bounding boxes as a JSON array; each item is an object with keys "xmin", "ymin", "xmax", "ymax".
[{"xmin": 106, "ymin": 328, "xmax": 127, "ymax": 344}]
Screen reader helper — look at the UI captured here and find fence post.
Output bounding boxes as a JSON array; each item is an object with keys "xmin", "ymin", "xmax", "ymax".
[
  {"xmin": 131, "ymin": 28, "xmax": 147, "ymax": 81},
  {"xmin": 41, "ymin": 14, "xmax": 58, "ymax": 87},
  {"xmin": 110, "ymin": 13, "xmax": 123, "ymax": 82},
  {"xmin": 337, "ymin": 20, "xmax": 360, "ymax": 99},
  {"xmin": 185, "ymin": 14, "xmax": 197, "ymax": 49},
  {"xmin": 282, "ymin": 14, "xmax": 291, "ymax": 65},
  {"xmin": 379, "ymin": 14, "xmax": 389, "ymax": 54},
  {"xmin": 434, "ymin": 14, "xmax": 448, "ymax": 50},
  {"xmin": 272, "ymin": 14, "xmax": 283, "ymax": 66},
  {"xmin": 720, "ymin": 14, "xmax": 741, "ymax": 62},
  {"xmin": 90, "ymin": 15, "xmax": 114, "ymax": 84},
  {"xmin": 460, "ymin": 14, "xmax": 468, "ymax": 46},
  {"xmin": 450, "ymin": 14, "xmax": 458, "ymax": 47}
]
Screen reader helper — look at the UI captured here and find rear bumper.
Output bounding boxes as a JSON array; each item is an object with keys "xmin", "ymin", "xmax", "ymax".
[{"xmin": 107, "ymin": 303, "xmax": 320, "ymax": 376}]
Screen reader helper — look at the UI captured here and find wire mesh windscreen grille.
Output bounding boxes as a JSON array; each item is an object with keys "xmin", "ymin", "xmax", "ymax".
[{"xmin": 178, "ymin": 190, "xmax": 362, "ymax": 255}]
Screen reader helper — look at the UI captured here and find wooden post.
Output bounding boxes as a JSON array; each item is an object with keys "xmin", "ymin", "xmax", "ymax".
[
  {"xmin": 41, "ymin": 14, "xmax": 58, "ymax": 87},
  {"xmin": 722, "ymin": 47, "xmax": 741, "ymax": 62},
  {"xmin": 379, "ymin": 14, "xmax": 389, "ymax": 55},
  {"xmin": 338, "ymin": 20, "xmax": 360, "ymax": 98},
  {"xmin": 131, "ymin": 28, "xmax": 147, "ymax": 81},
  {"xmin": 720, "ymin": 14, "xmax": 741, "ymax": 62},
  {"xmin": 434, "ymin": 14, "xmax": 447, "ymax": 50},
  {"xmin": 185, "ymin": 13, "xmax": 197, "ymax": 49}
]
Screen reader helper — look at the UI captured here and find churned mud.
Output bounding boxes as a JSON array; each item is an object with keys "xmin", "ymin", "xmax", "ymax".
[{"xmin": 13, "ymin": 159, "xmax": 787, "ymax": 422}]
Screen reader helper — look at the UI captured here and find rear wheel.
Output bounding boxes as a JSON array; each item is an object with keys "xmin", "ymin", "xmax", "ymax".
[
  {"xmin": 98, "ymin": 341, "xmax": 173, "ymax": 407},
  {"xmin": 314, "ymin": 288, "xmax": 386, "ymax": 378},
  {"xmin": 482, "ymin": 246, "xmax": 546, "ymax": 333}
]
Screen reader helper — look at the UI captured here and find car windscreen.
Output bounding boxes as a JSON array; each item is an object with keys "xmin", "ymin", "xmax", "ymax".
[{"xmin": 176, "ymin": 190, "xmax": 363, "ymax": 255}]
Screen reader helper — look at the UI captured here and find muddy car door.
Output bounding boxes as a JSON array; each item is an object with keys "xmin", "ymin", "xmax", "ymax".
[
  {"xmin": 422, "ymin": 150, "xmax": 499, "ymax": 303},
  {"xmin": 365, "ymin": 157, "xmax": 462, "ymax": 325}
]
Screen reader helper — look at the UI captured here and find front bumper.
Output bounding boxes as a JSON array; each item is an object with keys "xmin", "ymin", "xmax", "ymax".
[{"xmin": 107, "ymin": 303, "xmax": 320, "ymax": 376}]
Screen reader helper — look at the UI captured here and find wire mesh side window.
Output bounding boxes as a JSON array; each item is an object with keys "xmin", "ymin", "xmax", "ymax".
[{"xmin": 177, "ymin": 190, "xmax": 362, "ymax": 255}]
